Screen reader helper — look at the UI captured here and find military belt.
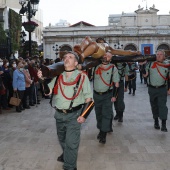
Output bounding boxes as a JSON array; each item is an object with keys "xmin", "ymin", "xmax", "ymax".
[
  {"xmin": 93, "ymin": 89, "xmax": 112, "ymax": 95},
  {"xmin": 56, "ymin": 105, "xmax": 82, "ymax": 114},
  {"xmin": 148, "ymin": 84, "xmax": 166, "ymax": 89}
]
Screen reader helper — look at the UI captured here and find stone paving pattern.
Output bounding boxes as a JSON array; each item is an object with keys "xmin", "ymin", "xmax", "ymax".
[{"xmin": 0, "ymin": 74, "xmax": 170, "ymax": 170}]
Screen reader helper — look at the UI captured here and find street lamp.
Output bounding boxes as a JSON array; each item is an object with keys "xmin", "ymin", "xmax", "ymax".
[
  {"xmin": 20, "ymin": 30, "xmax": 27, "ymax": 46},
  {"xmin": 5, "ymin": 29, "xmax": 12, "ymax": 59},
  {"xmin": 52, "ymin": 44, "xmax": 59, "ymax": 57},
  {"xmin": 19, "ymin": 0, "xmax": 40, "ymax": 58},
  {"xmin": 114, "ymin": 41, "xmax": 123, "ymax": 49}
]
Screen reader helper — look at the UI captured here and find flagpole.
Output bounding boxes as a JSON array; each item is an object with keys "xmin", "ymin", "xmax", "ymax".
[{"xmin": 142, "ymin": 0, "xmax": 148, "ymax": 9}]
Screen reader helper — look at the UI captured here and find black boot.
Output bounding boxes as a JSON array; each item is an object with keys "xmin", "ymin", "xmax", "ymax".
[
  {"xmin": 108, "ymin": 116, "xmax": 113, "ymax": 132},
  {"xmin": 161, "ymin": 120, "xmax": 168, "ymax": 132},
  {"xmin": 128, "ymin": 90, "xmax": 131, "ymax": 94},
  {"xmin": 118, "ymin": 111, "xmax": 123, "ymax": 122},
  {"xmin": 23, "ymin": 105, "xmax": 30, "ymax": 109},
  {"xmin": 57, "ymin": 153, "xmax": 64, "ymax": 162},
  {"xmin": 99, "ymin": 131, "xmax": 107, "ymax": 144},
  {"xmin": 114, "ymin": 112, "xmax": 119, "ymax": 120},
  {"xmin": 20, "ymin": 106, "xmax": 25, "ymax": 110},
  {"xmin": 154, "ymin": 118, "xmax": 160, "ymax": 130},
  {"xmin": 97, "ymin": 130, "xmax": 102, "ymax": 140},
  {"xmin": 132, "ymin": 89, "xmax": 135, "ymax": 96},
  {"xmin": 16, "ymin": 106, "xmax": 22, "ymax": 112}
]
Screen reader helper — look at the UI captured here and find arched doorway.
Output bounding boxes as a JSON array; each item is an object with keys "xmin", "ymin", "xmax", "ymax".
[
  {"xmin": 157, "ymin": 43, "xmax": 170, "ymax": 51},
  {"xmin": 124, "ymin": 44, "xmax": 137, "ymax": 51},
  {"xmin": 157, "ymin": 43, "xmax": 170, "ymax": 57}
]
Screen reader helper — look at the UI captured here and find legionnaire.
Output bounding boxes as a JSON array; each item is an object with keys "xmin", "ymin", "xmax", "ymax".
[
  {"xmin": 37, "ymin": 51, "xmax": 93, "ymax": 170},
  {"xmin": 92, "ymin": 51, "xmax": 119, "ymax": 144},
  {"xmin": 113, "ymin": 62, "xmax": 129, "ymax": 122},
  {"xmin": 127, "ymin": 62, "xmax": 138, "ymax": 96},
  {"xmin": 144, "ymin": 49, "xmax": 170, "ymax": 132},
  {"xmin": 139, "ymin": 61, "xmax": 147, "ymax": 84}
]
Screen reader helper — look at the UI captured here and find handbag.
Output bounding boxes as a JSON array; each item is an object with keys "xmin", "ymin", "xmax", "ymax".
[{"xmin": 9, "ymin": 92, "xmax": 21, "ymax": 106}]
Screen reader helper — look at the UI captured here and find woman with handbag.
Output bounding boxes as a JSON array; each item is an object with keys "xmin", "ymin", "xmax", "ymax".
[
  {"xmin": 12, "ymin": 61, "xmax": 26, "ymax": 112},
  {"xmin": 1, "ymin": 59, "xmax": 13, "ymax": 109}
]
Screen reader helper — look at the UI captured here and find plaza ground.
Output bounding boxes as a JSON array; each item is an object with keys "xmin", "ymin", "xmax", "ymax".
[{"xmin": 0, "ymin": 74, "xmax": 170, "ymax": 170}]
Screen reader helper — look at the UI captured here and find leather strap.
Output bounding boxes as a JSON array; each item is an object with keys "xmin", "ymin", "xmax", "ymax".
[
  {"xmin": 50, "ymin": 76, "xmax": 59, "ymax": 107},
  {"xmin": 69, "ymin": 74, "xmax": 81, "ymax": 109}
]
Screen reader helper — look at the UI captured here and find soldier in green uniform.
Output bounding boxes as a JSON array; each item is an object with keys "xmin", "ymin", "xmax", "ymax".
[
  {"xmin": 144, "ymin": 49, "xmax": 170, "ymax": 132},
  {"xmin": 38, "ymin": 52, "xmax": 93, "ymax": 170},
  {"xmin": 127, "ymin": 62, "xmax": 138, "ymax": 96},
  {"xmin": 113, "ymin": 62, "xmax": 129, "ymax": 122},
  {"xmin": 93, "ymin": 51, "xmax": 119, "ymax": 144}
]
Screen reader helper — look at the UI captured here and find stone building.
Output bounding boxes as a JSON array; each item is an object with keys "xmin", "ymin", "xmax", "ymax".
[
  {"xmin": 43, "ymin": 5, "xmax": 170, "ymax": 60},
  {"xmin": 0, "ymin": 0, "xmax": 43, "ymax": 46}
]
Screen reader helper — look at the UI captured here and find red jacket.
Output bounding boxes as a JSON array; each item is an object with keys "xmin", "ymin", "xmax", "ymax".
[{"xmin": 28, "ymin": 65, "xmax": 39, "ymax": 83}]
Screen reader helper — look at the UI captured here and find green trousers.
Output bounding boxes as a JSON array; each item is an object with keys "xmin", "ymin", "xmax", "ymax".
[
  {"xmin": 148, "ymin": 86, "xmax": 168, "ymax": 120},
  {"xmin": 93, "ymin": 92, "xmax": 113, "ymax": 132},
  {"xmin": 54, "ymin": 109, "xmax": 81, "ymax": 170},
  {"xmin": 114, "ymin": 81, "xmax": 125, "ymax": 112}
]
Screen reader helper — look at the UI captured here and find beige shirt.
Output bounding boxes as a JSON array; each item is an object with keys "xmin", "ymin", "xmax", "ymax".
[
  {"xmin": 146, "ymin": 61, "xmax": 169, "ymax": 86},
  {"xmin": 93, "ymin": 64, "xmax": 119, "ymax": 92},
  {"xmin": 48, "ymin": 70, "xmax": 92, "ymax": 109}
]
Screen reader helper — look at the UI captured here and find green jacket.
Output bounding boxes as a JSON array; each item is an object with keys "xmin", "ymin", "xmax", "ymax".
[{"xmin": 48, "ymin": 70, "xmax": 92, "ymax": 109}]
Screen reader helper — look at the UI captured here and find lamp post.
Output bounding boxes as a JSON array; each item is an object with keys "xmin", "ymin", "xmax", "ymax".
[
  {"xmin": 20, "ymin": 30, "xmax": 27, "ymax": 46},
  {"xmin": 19, "ymin": 0, "xmax": 40, "ymax": 58},
  {"xmin": 114, "ymin": 41, "xmax": 123, "ymax": 49},
  {"xmin": 52, "ymin": 44, "xmax": 59, "ymax": 58},
  {"xmin": 5, "ymin": 30, "xmax": 11, "ymax": 59}
]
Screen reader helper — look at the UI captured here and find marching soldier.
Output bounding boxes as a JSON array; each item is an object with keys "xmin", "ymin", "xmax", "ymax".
[
  {"xmin": 75, "ymin": 37, "xmax": 141, "ymax": 144},
  {"xmin": 139, "ymin": 61, "xmax": 147, "ymax": 84},
  {"xmin": 127, "ymin": 62, "xmax": 138, "ymax": 96},
  {"xmin": 144, "ymin": 49, "xmax": 170, "ymax": 132},
  {"xmin": 38, "ymin": 51, "xmax": 94, "ymax": 170},
  {"xmin": 92, "ymin": 51, "xmax": 119, "ymax": 144},
  {"xmin": 113, "ymin": 62, "xmax": 129, "ymax": 122}
]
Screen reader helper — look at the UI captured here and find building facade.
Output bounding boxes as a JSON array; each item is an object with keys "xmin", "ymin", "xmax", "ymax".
[
  {"xmin": 43, "ymin": 5, "xmax": 170, "ymax": 60},
  {"xmin": 0, "ymin": 0, "xmax": 43, "ymax": 46}
]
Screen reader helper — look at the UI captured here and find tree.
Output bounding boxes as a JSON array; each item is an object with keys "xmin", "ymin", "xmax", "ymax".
[
  {"xmin": 20, "ymin": 40, "xmax": 39, "ymax": 58},
  {"xmin": 9, "ymin": 8, "xmax": 22, "ymax": 52},
  {"xmin": 0, "ymin": 24, "xmax": 6, "ymax": 42}
]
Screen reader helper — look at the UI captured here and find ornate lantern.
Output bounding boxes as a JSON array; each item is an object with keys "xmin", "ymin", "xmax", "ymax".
[
  {"xmin": 22, "ymin": 21, "xmax": 39, "ymax": 32},
  {"xmin": 30, "ymin": 0, "xmax": 40, "ymax": 4}
]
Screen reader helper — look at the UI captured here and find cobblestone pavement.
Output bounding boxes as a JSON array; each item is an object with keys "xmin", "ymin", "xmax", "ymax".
[{"xmin": 0, "ymin": 74, "xmax": 170, "ymax": 170}]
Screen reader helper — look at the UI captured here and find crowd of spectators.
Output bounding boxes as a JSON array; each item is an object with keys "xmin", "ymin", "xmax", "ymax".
[{"xmin": 0, "ymin": 56, "xmax": 57, "ymax": 114}]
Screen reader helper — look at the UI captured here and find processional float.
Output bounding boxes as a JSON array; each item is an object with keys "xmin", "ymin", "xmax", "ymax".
[{"xmin": 41, "ymin": 36, "xmax": 170, "ymax": 79}]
